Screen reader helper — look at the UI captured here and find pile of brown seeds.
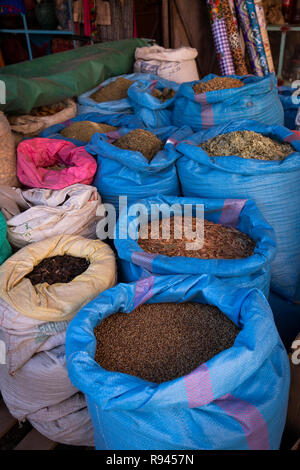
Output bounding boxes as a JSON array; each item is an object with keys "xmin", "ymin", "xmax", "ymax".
[
  {"xmin": 201, "ymin": 130, "xmax": 294, "ymax": 160},
  {"xmin": 94, "ymin": 302, "xmax": 239, "ymax": 383},
  {"xmin": 193, "ymin": 77, "xmax": 244, "ymax": 94},
  {"xmin": 90, "ymin": 77, "xmax": 134, "ymax": 103},
  {"xmin": 60, "ymin": 121, "xmax": 117, "ymax": 142},
  {"xmin": 113, "ymin": 129, "xmax": 164, "ymax": 161},
  {"xmin": 30, "ymin": 102, "xmax": 65, "ymax": 116},
  {"xmin": 151, "ymin": 87, "xmax": 176, "ymax": 102},
  {"xmin": 138, "ymin": 216, "xmax": 255, "ymax": 259},
  {"xmin": 26, "ymin": 255, "xmax": 90, "ymax": 285}
]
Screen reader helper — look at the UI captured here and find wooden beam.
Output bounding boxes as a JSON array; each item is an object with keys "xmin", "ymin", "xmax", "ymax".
[{"xmin": 162, "ymin": 0, "xmax": 169, "ymax": 48}]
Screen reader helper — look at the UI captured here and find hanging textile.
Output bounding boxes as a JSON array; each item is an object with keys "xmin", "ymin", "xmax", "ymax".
[
  {"xmin": 207, "ymin": 0, "xmax": 235, "ymax": 75},
  {"xmin": 221, "ymin": 0, "xmax": 248, "ymax": 75},
  {"xmin": 245, "ymin": 0, "xmax": 269, "ymax": 75},
  {"xmin": 235, "ymin": 0, "xmax": 263, "ymax": 76},
  {"xmin": 254, "ymin": 0, "xmax": 275, "ymax": 73}
]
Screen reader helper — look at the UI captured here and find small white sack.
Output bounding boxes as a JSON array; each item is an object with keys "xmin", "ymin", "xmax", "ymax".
[
  {"xmin": 134, "ymin": 45, "xmax": 199, "ymax": 84},
  {"xmin": 0, "ymin": 184, "xmax": 103, "ymax": 248}
]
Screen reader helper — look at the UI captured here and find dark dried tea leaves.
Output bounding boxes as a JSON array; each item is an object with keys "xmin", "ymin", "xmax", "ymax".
[{"xmin": 26, "ymin": 254, "xmax": 90, "ymax": 285}]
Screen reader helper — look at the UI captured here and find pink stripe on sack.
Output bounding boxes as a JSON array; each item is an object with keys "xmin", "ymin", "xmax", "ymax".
[
  {"xmin": 150, "ymin": 80, "xmax": 159, "ymax": 92},
  {"xmin": 166, "ymin": 137, "xmax": 178, "ymax": 146},
  {"xmin": 219, "ymin": 199, "xmax": 248, "ymax": 228},
  {"xmin": 62, "ymin": 120, "xmax": 73, "ymax": 127},
  {"xmin": 284, "ymin": 133, "xmax": 298, "ymax": 143},
  {"xmin": 106, "ymin": 131, "xmax": 121, "ymax": 143},
  {"xmin": 132, "ymin": 251, "xmax": 157, "ymax": 272},
  {"xmin": 196, "ymin": 93, "xmax": 214, "ymax": 128},
  {"xmin": 215, "ymin": 393, "xmax": 270, "ymax": 450},
  {"xmin": 133, "ymin": 276, "xmax": 155, "ymax": 308},
  {"xmin": 184, "ymin": 363, "xmax": 214, "ymax": 408}
]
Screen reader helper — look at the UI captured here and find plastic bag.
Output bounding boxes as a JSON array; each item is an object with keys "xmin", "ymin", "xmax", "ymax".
[
  {"xmin": 127, "ymin": 77, "xmax": 179, "ymax": 128},
  {"xmin": 38, "ymin": 112, "xmax": 144, "ymax": 146},
  {"xmin": 134, "ymin": 46, "xmax": 199, "ymax": 83},
  {"xmin": 278, "ymin": 86, "xmax": 299, "ymax": 130},
  {"xmin": 176, "ymin": 119, "xmax": 300, "ymax": 302},
  {"xmin": 0, "ymin": 212, "xmax": 12, "ymax": 264},
  {"xmin": 0, "ymin": 234, "xmax": 116, "ymax": 322},
  {"xmin": 114, "ymin": 195, "xmax": 276, "ymax": 297},
  {"xmin": 77, "ymin": 73, "xmax": 158, "ymax": 115},
  {"xmin": 173, "ymin": 73, "xmax": 284, "ymax": 131},
  {"xmin": 17, "ymin": 138, "xmax": 97, "ymax": 190},
  {"xmin": 66, "ymin": 274, "xmax": 290, "ymax": 450},
  {"xmin": 8, "ymin": 98, "xmax": 77, "ymax": 137},
  {"xmin": 86, "ymin": 126, "xmax": 192, "ymax": 216},
  {"xmin": 0, "ymin": 184, "xmax": 103, "ymax": 248}
]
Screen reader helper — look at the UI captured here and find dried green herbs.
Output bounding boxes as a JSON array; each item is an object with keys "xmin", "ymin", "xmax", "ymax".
[
  {"xmin": 90, "ymin": 77, "xmax": 134, "ymax": 103},
  {"xmin": 138, "ymin": 216, "xmax": 255, "ymax": 259},
  {"xmin": 113, "ymin": 129, "xmax": 164, "ymax": 161},
  {"xmin": 94, "ymin": 302, "xmax": 239, "ymax": 383},
  {"xmin": 193, "ymin": 77, "xmax": 244, "ymax": 94},
  {"xmin": 200, "ymin": 130, "xmax": 294, "ymax": 160},
  {"xmin": 60, "ymin": 121, "xmax": 117, "ymax": 142}
]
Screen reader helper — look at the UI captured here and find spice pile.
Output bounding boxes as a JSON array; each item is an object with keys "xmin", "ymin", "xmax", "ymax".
[
  {"xmin": 90, "ymin": 77, "xmax": 134, "ymax": 103},
  {"xmin": 60, "ymin": 121, "xmax": 117, "ymax": 142},
  {"xmin": 26, "ymin": 255, "xmax": 90, "ymax": 285},
  {"xmin": 94, "ymin": 302, "xmax": 239, "ymax": 383},
  {"xmin": 151, "ymin": 87, "xmax": 176, "ymax": 102},
  {"xmin": 29, "ymin": 102, "xmax": 65, "ymax": 116},
  {"xmin": 200, "ymin": 130, "xmax": 294, "ymax": 160},
  {"xmin": 138, "ymin": 216, "xmax": 255, "ymax": 259},
  {"xmin": 193, "ymin": 77, "xmax": 244, "ymax": 94},
  {"xmin": 113, "ymin": 129, "xmax": 164, "ymax": 161}
]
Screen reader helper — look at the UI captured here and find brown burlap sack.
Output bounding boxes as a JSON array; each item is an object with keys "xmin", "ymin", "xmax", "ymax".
[{"xmin": 0, "ymin": 112, "xmax": 18, "ymax": 186}]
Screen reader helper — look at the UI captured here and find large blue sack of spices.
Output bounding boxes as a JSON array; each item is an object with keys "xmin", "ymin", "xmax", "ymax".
[
  {"xmin": 77, "ymin": 73, "xmax": 159, "ymax": 115},
  {"xmin": 176, "ymin": 120, "xmax": 300, "ymax": 303},
  {"xmin": 173, "ymin": 73, "xmax": 284, "ymax": 131},
  {"xmin": 114, "ymin": 195, "xmax": 276, "ymax": 297},
  {"xmin": 278, "ymin": 86, "xmax": 299, "ymax": 130},
  {"xmin": 86, "ymin": 125, "xmax": 192, "ymax": 216},
  {"xmin": 66, "ymin": 274, "xmax": 290, "ymax": 450},
  {"xmin": 38, "ymin": 112, "xmax": 144, "ymax": 146},
  {"xmin": 127, "ymin": 77, "xmax": 180, "ymax": 128}
]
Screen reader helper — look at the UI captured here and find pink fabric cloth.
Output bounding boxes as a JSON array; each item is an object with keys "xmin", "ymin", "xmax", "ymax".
[{"xmin": 17, "ymin": 138, "xmax": 97, "ymax": 190}]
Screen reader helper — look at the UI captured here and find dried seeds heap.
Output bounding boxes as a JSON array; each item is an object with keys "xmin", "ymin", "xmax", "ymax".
[
  {"xmin": 60, "ymin": 121, "xmax": 117, "ymax": 142},
  {"xmin": 201, "ymin": 130, "xmax": 293, "ymax": 160},
  {"xmin": 138, "ymin": 216, "xmax": 255, "ymax": 259},
  {"xmin": 113, "ymin": 129, "xmax": 164, "ymax": 161},
  {"xmin": 90, "ymin": 77, "xmax": 134, "ymax": 103},
  {"xmin": 193, "ymin": 77, "xmax": 244, "ymax": 94},
  {"xmin": 26, "ymin": 255, "xmax": 90, "ymax": 285},
  {"xmin": 94, "ymin": 302, "xmax": 239, "ymax": 383},
  {"xmin": 151, "ymin": 87, "xmax": 176, "ymax": 102},
  {"xmin": 29, "ymin": 102, "xmax": 65, "ymax": 116}
]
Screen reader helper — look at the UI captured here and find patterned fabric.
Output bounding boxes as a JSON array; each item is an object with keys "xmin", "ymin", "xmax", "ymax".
[
  {"xmin": 254, "ymin": 0, "xmax": 275, "ymax": 73},
  {"xmin": 207, "ymin": 0, "xmax": 235, "ymax": 75},
  {"xmin": 221, "ymin": 0, "xmax": 248, "ymax": 75},
  {"xmin": 0, "ymin": 0, "xmax": 25, "ymax": 14},
  {"xmin": 245, "ymin": 0, "xmax": 269, "ymax": 75},
  {"xmin": 235, "ymin": 0, "xmax": 263, "ymax": 76}
]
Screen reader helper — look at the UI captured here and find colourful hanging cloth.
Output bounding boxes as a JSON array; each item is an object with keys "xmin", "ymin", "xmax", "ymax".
[
  {"xmin": 207, "ymin": 0, "xmax": 235, "ymax": 76},
  {"xmin": 221, "ymin": 0, "xmax": 248, "ymax": 75},
  {"xmin": 235, "ymin": 0, "xmax": 263, "ymax": 76},
  {"xmin": 245, "ymin": 0, "xmax": 269, "ymax": 75},
  {"xmin": 0, "ymin": 0, "xmax": 25, "ymax": 14},
  {"xmin": 254, "ymin": 0, "xmax": 275, "ymax": 73}
]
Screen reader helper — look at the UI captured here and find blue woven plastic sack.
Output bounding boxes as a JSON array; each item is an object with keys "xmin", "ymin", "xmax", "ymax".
[
  {"xmin": 176, "ymin": 119, "xmax": 300, "ymax": 302},
  {"xmin": 86, "ymin": 125, "xmax": 192, "ymax": 216},
  {"xmin": 77, "ymin": 73, "xmax": 159, "ymax": 115},
  {"xmin": 278, "ymin": 86, "xmax": 299, "ymax": 130},
  {"xmin": 173, "ymin": 73, "xmax": 284, "ymax": 131},
  {"xmin": 114, "ymin": 195, "xmax": 276, "ymax": 297},
  {"xmin": 66, "ymin": 274, "xmax": 290, "ymax": 450},
  {"xmin": 38, "ymin": 112, "xmax": 144, "ymax": 146},
  {"xmin": 127, "ymin": 77, "xmax": 179, "ymax": 128}
]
